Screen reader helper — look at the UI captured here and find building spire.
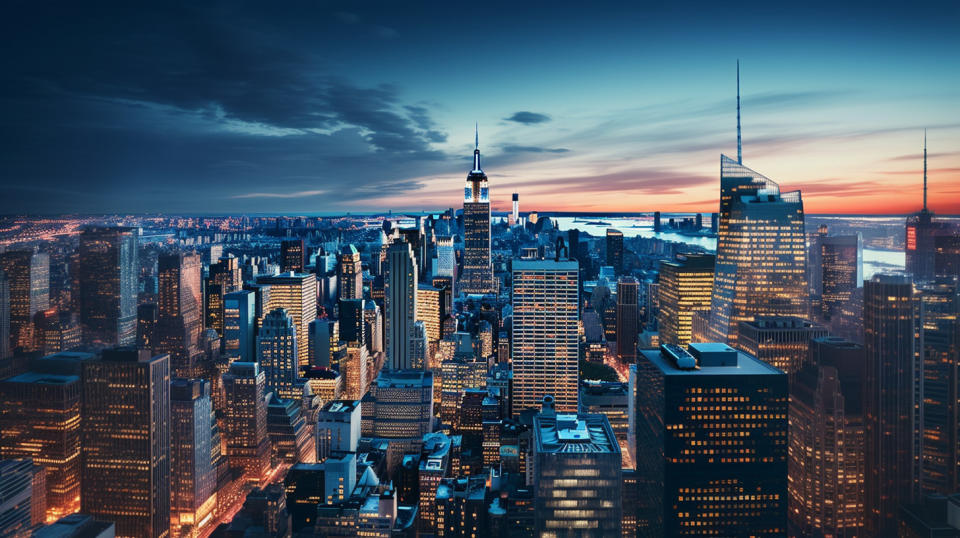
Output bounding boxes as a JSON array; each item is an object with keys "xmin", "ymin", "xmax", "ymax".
[
  {"xmin": 923, "ymin": 129, "xmax": 928, "ymax": 211},
  {"xmin": 737, "ymin": 59, "xmax": 742, "ymax": 165},
  {"xmin": 473, "ymin": 123, "xmax": 481, "ymax": 172}
]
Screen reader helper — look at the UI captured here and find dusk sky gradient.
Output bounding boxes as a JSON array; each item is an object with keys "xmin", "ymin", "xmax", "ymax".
[{"xmin": 2, "ymin": 1, "xmax": 959, "ymax": 215}]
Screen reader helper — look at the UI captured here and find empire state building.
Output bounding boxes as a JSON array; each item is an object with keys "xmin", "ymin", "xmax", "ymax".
[{"xmin": 459, "ymin": 128, "xmax": 496, "ymax": 294}]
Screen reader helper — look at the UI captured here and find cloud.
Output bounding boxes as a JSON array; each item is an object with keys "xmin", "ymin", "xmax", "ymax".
[
  {"xmin": 501, "ymin": 145, "xmax": 569, "ymax": 154},
  {"xmin": 504, "ymin": 111, "xmax": 552, "ymax": 125}
]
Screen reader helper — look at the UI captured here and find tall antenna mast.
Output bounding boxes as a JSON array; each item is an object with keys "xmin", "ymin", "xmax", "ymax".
[
  {"xmin": 923, "ymin": 129, "xmax": 928, "ymax": 211},
  {"xmin": 737, "ymin": 59, "xmax": 742, "ymax": 165}
]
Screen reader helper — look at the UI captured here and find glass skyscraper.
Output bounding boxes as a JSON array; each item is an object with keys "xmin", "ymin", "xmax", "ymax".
[
  {"xmin": 77, "ymin": 227, "xmax": 139, "ymax": 347},
  {"xmin": 459, "ymin": 134, "xmax": 495, "ymax": 294}
]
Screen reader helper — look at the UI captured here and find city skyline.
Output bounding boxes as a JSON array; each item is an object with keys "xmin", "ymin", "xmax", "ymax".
[{"xmin": 2, "ymin": 2, "xmax": 959, "ymax": 215}]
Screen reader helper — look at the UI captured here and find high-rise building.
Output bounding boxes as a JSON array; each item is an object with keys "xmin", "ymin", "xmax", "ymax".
[
  {"xmin": 362, "ymin": 301, "xmax": 383, "ymax": 355},
  {"xmin": 223, "ymin": 290, "xmax": 255, "ymax": 361},
  {"xmin": 0, "ymin": 459, "xmax": 36, "ymax": 536},
  {"xmin": 935, "ymin": 234, "xmax": 960, "ymax": 279},
  {"xmin": 256, "ymin": 272, "xmax": 317, "ymax": 368},
  {"xmin": 511, "ymin": 192, "xmax": 520, "ymax": 226},
  {"xmin": 817, "ymin": 233, "xmax": 863, "ymax": 323},
  {"xmin": 916, "ymin": 279, "xmax": 960, "ymax": 496},
  {"xmin": 81, "ymin": 348, "xmax": 170, "ymax": 538},
  {"xmin": 385, "ymin": 240, "xmax": 418, "ymax": 370},
  {"xmin": 208, "ymin": 255, "xmax": 241, "ymax": 293},
  {"xmin": 0, "ymin": 250, "xmax": 49, "ymax": 351},
  {"xmin": 203, "ymin": 280, "xmax": 226, "ymax": 336},
  {"xmin": 308, "ymin": 318, "xmax": 338, "ymax": 369},
  {"xmin": 416, "ymin": 284, "xmax": 443, "ymax": 360},
  {"xmin": 337, "ymin": 298, "xmax": 365, "ymax": 348},
  {"xmin": 906, "ymin": 134, "xmax": 948, "ymax": 284},
  {"xmin": 156, "ymin": 252, "xmax": 203, "ymax": 377},
  {"xmin": 863, "ymin": 273, "xmax": 916, "ymax": 536},
  {"xmin": 657, "ymin": 254, "xmax": 714, "ymax": 347},
  {"xmin": 265, "ymin": 394, "xmax": 313, "ymax": 464},
  {"xmin": 616, "ymin": 276, "xmax": 639, "ymax": 360},
  {"xmin": 736, "ymin": 316, "xmax": 828, "ymax": 374},
  {"xmin": 635, "ymin": 343, "xmax": 788, "ymax": 536},
  {"xmin": 222, "ymin": 361, "xmax": 270, "ymax": 484},
  {"xmin": 606, "ymin": 228, "xmax": 624, "ymax": 274},
  {"xmin": 137, "ymin": 303, "xmax": 157, "ymax": 351},
  {"xmin": 0, "ymin": 371, "xmax": 82, "ymax": 521},
  {"xmin": 460, "ymin": 130, "xmax": 496, "ymax": 294},
  {"xmin": 789, "ymin": 336, "xmax": 866, "ymax": 536},
  {"xmin": 341, "ymin": 344, "xmax": 369, "ymax": 400},
  {"xmin": 280, "ymin": 239, "xmax": 305, "ymax": 274},
  {"xmin": 435, "ymin": 476, "xmax": 489, "ymax": 537},
  {"xmin": 512, "ymin": 259, "xmax": 579, "ymax": 413},
  {"xmin": 257, "ymin": 308, "xmax": 302, "ymax": 401},
  {"xmin": 77, "ymin": 227, "xmax": 138, "ymax": 346},
  {"xmin": 316, "ymin": 399, "xmax": 361, "ymax": 461},
  {"xmin": 533, "ymin": 396, "xmax": 622, "ymax": 537},
  {"xmin": 337, "ymin": 245, "xmax": 363, "ymax": 301},
  {"xmin": 368, "ymin": 369, "xmax": 434, "ymax": 443},
  {"xmin": 169, "ymin": 379, "xmax": 217, "ymax": 535}
]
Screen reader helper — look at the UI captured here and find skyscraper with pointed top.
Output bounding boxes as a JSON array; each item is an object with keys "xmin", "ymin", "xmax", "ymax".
[
  {"xmin": 459, "ymin": 126, "xmax": 496, "ymax": 295},
  {"xmin": 905, "ymin": 131, "xmax": 945, "ymax": 283},
  {"xmin": 693, "ymin": 63, "xmax": 808, "ymax": 346}
]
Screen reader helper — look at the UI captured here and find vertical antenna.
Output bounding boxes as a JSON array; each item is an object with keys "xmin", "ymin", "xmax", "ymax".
[
  {"xmin": 473, "ymin": 123, "xmax": 481, "ymax": 171},
  {"xmin": 475, "ymin": 122, "xmax": 479, "ymax": 151},
  {"xmin": 737, "ymin": 59, "xmax": 742, "ymax": 165},
  {"xmin": 923, "ymin": 129, "xmax": 927, "ymax": 211}
]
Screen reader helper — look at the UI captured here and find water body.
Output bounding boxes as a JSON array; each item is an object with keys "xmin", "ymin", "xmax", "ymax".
[{"xmin": 552, "ymin": 216, "xmax": 905, "ymax": 280}]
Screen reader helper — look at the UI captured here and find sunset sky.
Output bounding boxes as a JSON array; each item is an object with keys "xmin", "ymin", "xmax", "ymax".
[{"xmin": 2, "ymin": 2, "xmax": 959, "ymax": 215}]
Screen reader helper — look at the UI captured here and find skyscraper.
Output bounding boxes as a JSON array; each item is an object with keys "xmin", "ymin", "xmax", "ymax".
[
  {"xmin": 0, "ymin": 459, "xmax": 35, "ymax": 537},
  {"xmin": 0, "ymin": 250, "xmax": 49, "ymax": 351},
  {"xmin": 256, "ymin": 272, "xmax": 317, "ymax": 367},
  {"xmin": 316, "ymin": 399, "xmax": 361, "ymax": 461},
  {"xmin": 533, "ymin": 396, "xmax": 622, "ymax": 537},
  {"xmin": 155, "ymin": 252, "xmax": 203, "ymax": 377},
  {"xmin": 308, "ymin": 318, "xmax": 338, "ymax": 369},
  {"xmin": 863, "ymin": 273, "xmax": 916, "ymax": 536},
  {"xmin": 77, "ymin": 227, "xmax": 138, "ymax": 346},
  {"xmin": 222, "ymin": 361, "xmax": 270, "ymax": 484},
  {"xmin": 337, "ymin": 244, "xmax": 363, "ymax": 301},
  {"xmin": 257, "ymin": 308, "xmax": 302, "ymax": 400},
  {"xmin": 736, "ymin": 316, "xmax": 827, "ymax": 374},
  {"xmin": 208, "ymin": 255, "xmax": 241, "ymax": 293},
  {"xmin": 606, "ymin": 228, "xmax": 624, "ymax": 274},
  {"xmin": 460, "ymin": 128, "xmax": 495, "ymax": 294},
  {"xmin": 818, "ymin": 233, "xmax": 864, "ymax": 323},
  {"xmin": 368, "ymin": 369, "xmax": 434, "ymax": 443},
  {"xmin": 81, "ymin": 348, "xmax": 170, "ymax": 538},
  {"xmin": 905, "ymin": 133, "xmax": 946, "ymax": 284},
  {"xmin": 657, "ymin": 253, "xmax": 714, "ymax": 347},
  {"xmin": 169, "ymin": 379, "xmax": 217, "ymax": 535},
  {"xmin": 512, "ymin": 259, "xmax": 579, "ymax": 413},
  {"xmin": 385, "ymin": 240, "xmax": 418, "ymax": 370},
  {"xmin": 280, "ymin": 239, "xmax": 305, "ymax": 274},
  {"xmin": 341, "ymin": 344, "xmax": 369, "ymax": 400},
  {"xmin": 223, "ymin": 290, "xmax": 256, "ymax": 362},
  {"xmin": 634, "ymin": 343, "xmax": 788, "ymax": 536},
  {"xmin": 511, "ymin": 192, "xmax": 519, "ymax": 226},
  {"xmin": 0, "ymin": 370, "xmax": 82, "ymax": 521},
  {"xmin": 616, "ymin": 276, "xmax": 639, "ymax": 360},
  {"xmin": 416, "ymin": 284, "xmax": 442, "ymax": 363}
]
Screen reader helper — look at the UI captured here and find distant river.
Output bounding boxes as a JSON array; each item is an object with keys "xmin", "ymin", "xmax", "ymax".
[{"xmin": 552, "ymin": 216, "xmax": 905, "ymax": 280}]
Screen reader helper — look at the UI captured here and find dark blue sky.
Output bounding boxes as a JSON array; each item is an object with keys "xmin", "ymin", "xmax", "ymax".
[{"xmin": 2, "ymin": 1, "xmax": 959, "ymax": 214}]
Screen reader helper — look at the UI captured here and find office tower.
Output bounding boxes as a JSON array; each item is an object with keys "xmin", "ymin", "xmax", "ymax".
[
  {"xmin": 208, "ymin": 255, "xmax": 241, "ymax": 293},
  {"xmin": 579, "ymin": 380, "xmax": 630, "ymax": 449},
  {"xmin": 863, "ymin": 273, "xmax": 916, "ymax": 536},
  {"xmin": 789, "ymin": 336, "xmax": 866, "ymax": 536},
  {"xmin": 0, "ymin": 371, "xmax": 82, "ymax": 521},
  {"xmin": 418, "ymin": 433, "xmax": 454, "ymax": 532},
  {"xmin": 935, "ymin": 234, "xmax": 960, "ymax": 279},
  {"xmin": 657, "ymin": 254, "xmax": 714, "ymax": 346},
  {"xmin": 257, "ymin": 308, "xmax": 302, "ymax": 400},
  {"xmin": 818, "ymin": 233, "xmax": 864, "ymax": 322},
  {"xmin": 533, "ymin": 396, "xmax": 622, "ymax": 537},
  {"xmin": 411, "ymin": 320, "xmax": 428, "ymax": 369},
  {"xmin": 460, "ymin": 129, "xmax": 496, "ymax": 294},
  {"xmin": 917, "ymin": 279, "xmax": 960, "ymax": 495},
  {"xmin": 280, "ymin": 239, "xmax": 305, "ymax": 274},
  {"xmin": 308, "ymin": 318, "xmax": 337, "ymax": 368},
  {"xmin": 341, "ymin": 343, "xmax": 369, "ymax": 400},
  {"xmin": 0, "ymin": 459, "xmax": 35, "ymax": 536},
  {"xmin": 36, "ymin": 310, "xmax": 81, "ymax": 355},
  {"xmin": 635, "ymin": 343, "xmax": 788, "ymax": 536},
  {"xmin": 203, "ymin": 280, "xmax": 226, "ymax": 336},
  {"xmin": 435, "ymin": 476, "xmax": 488, "ymax": 537},
  {"xmin": 284, "ymin": 464, "xmax": 335, "ymax": 532},
  {"xmin": 256, "ymin": 272, "xmax": 317, "ymax": 367},
  {"xmin": 0, "ymin": 250, "xmax": 49, "ymax": 351},
  {"xmin": 227, "ymin": 484, "xmax": 291, "ymax": 538},
  {"xmin": 337, "ymin": 244, "xmax": 363, "ymax": 301},
  {"xmin": 316, "ymin": 399, "xmax": 361, "ymax": 461},
  {"xmin": 137, "ymin": 303, "xmax": 157, "ymax": 350},
  {"xmin": 616, "ymin": 276, "xmax": 639, "ymax": 360},
  {"xmin": 512, "ymin": 259, "xmax": 579, "ymax": 413},
  {"xmin": 434, "ymin": 235, "xmax": 456, "ymax": 285},
  {"xmin": 222, "ymin": 362, "xmax": 270, "ymax": 484},
  {"xmin": 906, "ymin": 134, "xmax": 945, "ymax": 284},
  {"xmin": 223, "ymin": 290, "xmax": 255, "ymax": 361},
  {"xmin": 606, "ymin": 228, "xmax": 624, "ymax": 274},
  {"xmin": 417, "ymin": 284, "xmax": 443, "ymax": 358},
  {"xmin": 737, "ymin": 316, "xmax": 828, "ymax": 374},
  {"xmin": 169, "ymin": 379, "xmax": 216, "ymax": 535},
  {"xmin": 385, "ymin": 240, "xmax": 418, "ymax": 370},
  {"xmin": 363, "ymin": 301, "xmax": 383, "ymax": 355},
  {"xmin": 303, "ymin": 367, "xmax": 343, "ymax": 403},
  {"xmin": 77, "ymin": 227, "xmax": 138, "ymax": 346},
  {"xmin": 155, "ymin": 253, "xmax": 203, "ymax": 377},
  {"xmin": 0, "ymin": 272, "xmax": 9, "ymax": 359},
  {"xmin": 82, "ymin": 348, "xmax": 170, "ymax": 538},
  {"xmin": 369, "ymin": 369, "xmax": 434, "ymax": 444},
  {"xmin": 266, "ymin": 394, "xmax": 313, "ymax": 464},
  {"xmin": 511, "ymin": 192, "xmax": 520, "ymax": 226},
  {"xmin": 338, "ymin": 297, "xmax": 365, "ymax": 348}
]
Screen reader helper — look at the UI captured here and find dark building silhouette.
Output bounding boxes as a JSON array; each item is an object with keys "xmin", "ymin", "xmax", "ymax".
[
  {"xmin": 77, "ymin": 227, "xmax": 138, "ymax": 346},
  {"xmin": 280, "ymin": 239, "xmax": 305, "ymax": 274},
  {"xmin": 606, "ymin": 228, "xmax": 624, "ymax": 274}
]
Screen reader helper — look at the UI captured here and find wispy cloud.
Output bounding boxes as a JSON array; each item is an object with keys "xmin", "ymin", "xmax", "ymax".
[{"xmin": 504, "ymin": 111, "xmax": 551, "ymax": 125}]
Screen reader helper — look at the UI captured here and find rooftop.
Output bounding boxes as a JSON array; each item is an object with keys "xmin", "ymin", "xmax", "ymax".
[
  {"xmin": 642, "ymin": 343, "xmax": 783, "ymax": 376},
  {"xmin": 3, "ymin": 371, "xmax": 79, "ymax": 385},
  {"xmin": 320, "ymin": 399, "xmax": 360, "ymax": 414},
  {"xmin": 512, "ymin": 259, "xmax": 579, "ymax": 271},
  {"xmin": 534, "ymin": 412, "xmax": 619, "ymax": 455}
]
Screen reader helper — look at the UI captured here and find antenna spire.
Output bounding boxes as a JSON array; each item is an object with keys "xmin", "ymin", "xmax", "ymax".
[
  {"xmin": 473, "ymin": 123, "xmax": 481, "ymax": 172},
  {"xmin": 923, "ymin": 129, "xmax": 928, "ymax": 211},
  {"xmin": 736, "ymin": 59, "xmax": 742, "ymax": 165}
]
